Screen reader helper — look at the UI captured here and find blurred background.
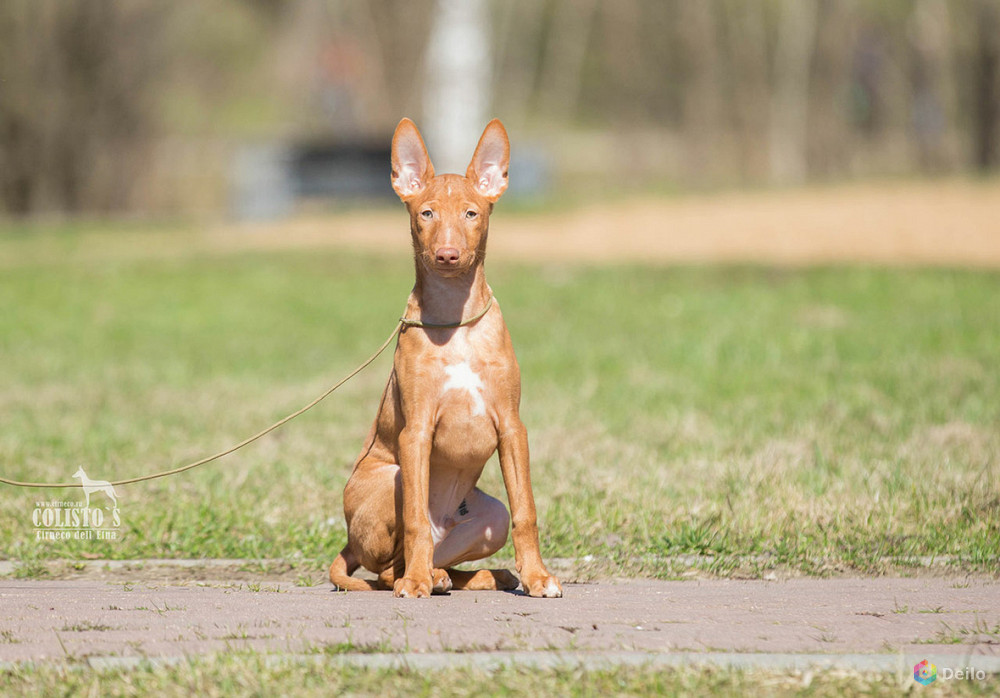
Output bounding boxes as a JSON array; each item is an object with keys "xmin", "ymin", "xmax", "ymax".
[
  {"xmin": 1, "ymin": 0, "xmax": 998, "ymax": 220},
  {"xmin": 2, "ymin": 0, "xmax": 999, "ymax": 576}
]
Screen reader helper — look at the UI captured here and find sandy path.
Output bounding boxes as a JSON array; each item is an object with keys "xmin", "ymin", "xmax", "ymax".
[{"xmin": 211, "ymin": 179, "xmax": 1000, "ymax": 267}]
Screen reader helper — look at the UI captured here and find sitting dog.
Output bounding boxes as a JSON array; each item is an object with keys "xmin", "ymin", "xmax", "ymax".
[{"xmin": 329, "ymin": 118, "xmax": 562, "ymax": 598}]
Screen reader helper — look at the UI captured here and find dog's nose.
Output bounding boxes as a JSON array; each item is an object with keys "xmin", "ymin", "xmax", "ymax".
[{"xmin": 435, "ymin": 247, "xmax": 460, "ymax": 265}]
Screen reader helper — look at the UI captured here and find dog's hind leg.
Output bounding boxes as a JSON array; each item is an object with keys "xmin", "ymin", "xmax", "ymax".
[
  {"xmin": 329, "ymin": 545, "xmax": 377, "ymax": 591},
  {"xmin": 432, "ymin": 488, "xmax": 510, "ymax": 568},
  {"xmin": 378, "ymin": 561, "xmax": 453, "ymax": 594},
  {"xmin": 446, "ymin": 568, "xmax": 519, "ymax": 591},
  {"xmin": 431, "ymin": 488, "xmax": 518, "ymax": 591}
]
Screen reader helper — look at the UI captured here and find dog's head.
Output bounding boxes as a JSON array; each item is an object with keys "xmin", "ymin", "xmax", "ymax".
[{"xmin": 390, "ymin": 118, "xmax": 509, "ymax": 277}]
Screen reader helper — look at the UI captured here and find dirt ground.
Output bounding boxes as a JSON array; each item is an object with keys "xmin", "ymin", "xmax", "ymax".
[
  {"xmin": 1, "ymin": 575, "xmax": 998, "ymax": 665},
  {"xmin": 211, "ymin": 179, "xmax": 1000, "ymax": 267}
]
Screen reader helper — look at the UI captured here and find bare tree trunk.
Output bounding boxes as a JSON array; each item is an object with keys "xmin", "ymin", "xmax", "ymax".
[
  {"xmin": 492, "ymin": 0, "xmax": 546, "ymax": 128},
  {"xmin": 422, "ymin": 0, "xmax": 492, "ymax": 173},
  {"xmin": 677, "ymin": 0, "xmax": 723, "ymax": 182},
  {"xmin": 364, "ymin": 0, "xmax": 436, "ymax": 127},
  {"xmin": 0, "ymin": 2, "xmax": 40, "ymax": 213},
  {"xmin": 601, "ymin": 0, "xmax": 646, "ymax": 122},
  {"xmin": 346, "ymin": 0, "xmax": 394, "ymax": 130},
  {"xmin": 725, "ymin": 0, "xmax": 770, "ymax": 181},
  {"xmin": 808, "ymin": 0, "xmax": 857, "ymax": 178},
  {"xmin": 909, "ymin": 0, "xmax": 957, "ymax": 172},
  {"xmin": 537, "ymin": 0, "xmax": 600, "ymax": 121},
  {"xmin": 0, "ymin": 0, "xmax": 163, "ymax": 215},
  {"xmin": 972, "ymin": 0, "xmax": 1000, "ymax": 170},
  {"xmin": 769, "ymin": 0, "xmax": 818, "ymax": 184}
]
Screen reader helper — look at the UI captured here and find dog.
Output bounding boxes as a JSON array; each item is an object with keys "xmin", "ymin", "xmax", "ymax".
[
  {"xmin": 328, "ymin": 118, "xmax": 562, "ymax": 598},
  {"xmin": 72, "ymin": 467, "xmax": 118, "ymax": 509}
]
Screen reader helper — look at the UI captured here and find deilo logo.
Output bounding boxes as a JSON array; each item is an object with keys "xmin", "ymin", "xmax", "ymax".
[
  {"xmin": 914, "ymin": 659, "xmax": 988, "ymax": 685},
  {"xmin": 914, "ymin": 659, "xmax": 937, "ymax": 685},
  {"xmin": 33, "ymin": 467, "xmax": 122, "ymax": 541}
]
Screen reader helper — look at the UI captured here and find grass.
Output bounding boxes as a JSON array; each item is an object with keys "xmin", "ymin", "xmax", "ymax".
[
  {"xmin": 59, "ymin": 621, "xmax": 116, "ymax": 633},
  {"xmin": 918, "ymin": 617, "xmax": 1000, "ymax": 645},
  {"xmin": 0, "ymin": 223, "xmax": 998, "ymax": 576},
  {"xmin": 1, "ymin": 655, "xmax": 997, "ymax": 697}
]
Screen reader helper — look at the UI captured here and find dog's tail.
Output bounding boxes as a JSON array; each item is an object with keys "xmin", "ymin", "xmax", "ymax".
[{"xmin": 329, "ymin": 545, "xmax": 378, "ymax": 591}]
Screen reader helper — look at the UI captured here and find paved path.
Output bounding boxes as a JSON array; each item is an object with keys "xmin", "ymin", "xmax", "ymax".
[{"xmin": 1, "ymin": 577, "xmax": 998, "ymax": 666}]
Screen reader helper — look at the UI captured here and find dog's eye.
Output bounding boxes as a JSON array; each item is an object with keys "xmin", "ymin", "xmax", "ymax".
[
  {"xmin": 465, "ymin": 210, "xmax": 478, "ymax": 219},
  {"xmin": 420, "ymin": 209, "xmax": 433, "ymax": 220}
]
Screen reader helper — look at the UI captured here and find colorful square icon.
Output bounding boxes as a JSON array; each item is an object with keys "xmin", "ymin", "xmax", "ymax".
[{"xmin": 914, "ymin": 659, "xmax": 938, "ymax": 685}]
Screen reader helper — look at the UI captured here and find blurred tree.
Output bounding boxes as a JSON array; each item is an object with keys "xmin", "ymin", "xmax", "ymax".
[
  {"xmin": 769, "ymin": 0, "xmax": 817, "ymax": 184},
  {"xmin": 491, "ymin": 0, "xmax": 546, "ymax": 128},
  {"xmin": 808, "ymin": 0, "xmax": 856, "ymax": 179},
  {"xmin": 0, "ymin": 1, "xmax": 166, "ymax": 215},
  {"xmin": 971, "ymin": 0, "xmax": 999, "ymax": 170},
  {"xmin": 908, "ymin": 0, "xmax": 955, "ymax": 172},
  {"xmin": 3, "ymin": 0, "xmax": 999, "ymax": 216},
  {"xmin": 536, "ymin": 0, "xmax": 599, "ymax": 122},
  {"xmin": 723, "ymin": 0, "xmax": 770, "ymax": 181},
  {"xmin": 677, "ymin": 0, "xmax": 724, "ymax": 181},
  {"xmin": 423, "ymin": 0, "xmax": 493, "ymax": 173}
]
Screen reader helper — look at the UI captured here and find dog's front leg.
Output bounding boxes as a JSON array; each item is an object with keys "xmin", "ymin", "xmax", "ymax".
[
  {"xmin": 395, "ymin": 423, "xmax": 435, "ymax": 598},
  {"xmin": 498, "ymin": 418, "xmax": 563, "ymax": 598}
]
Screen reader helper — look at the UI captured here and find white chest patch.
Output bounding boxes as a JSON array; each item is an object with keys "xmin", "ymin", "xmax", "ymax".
[{"xmin": 441, "ymin": 362, "xmax": 486, "ymax": 416}]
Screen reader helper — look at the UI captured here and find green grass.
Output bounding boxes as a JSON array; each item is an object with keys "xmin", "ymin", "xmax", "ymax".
[
  {"xmin": 1, "ymin": 655, "xmax": 996, "ymax": 697},
  {"xmin": 1, "ymin": 224, "xmax": 998, "ymax": 575}
]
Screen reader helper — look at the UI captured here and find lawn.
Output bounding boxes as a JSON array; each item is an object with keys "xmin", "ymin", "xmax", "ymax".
[
  {"xmin": 3, "ymin": 655, "xmax": 996, "ymax": 698},
  {"xmin": 0, "ymin": 223, "xmax": 998, "ymax": 577}
]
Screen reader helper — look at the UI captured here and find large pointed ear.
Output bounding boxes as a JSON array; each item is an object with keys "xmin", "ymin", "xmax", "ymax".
[
  {"xmin": 391, "ymin": 118, "xmax": 434, "ymax": 201},
  {"xmin": 466, "ymin": 119, "xmax": 509, "ymax": 202}
]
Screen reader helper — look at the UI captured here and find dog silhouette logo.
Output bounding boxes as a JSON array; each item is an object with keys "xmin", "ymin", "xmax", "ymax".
[{"xmin": 72, "ymin": 468, "xmax": 118, "ymax": 509}]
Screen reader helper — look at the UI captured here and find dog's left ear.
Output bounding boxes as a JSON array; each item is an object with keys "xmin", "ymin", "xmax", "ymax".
[{"xmin": 466, "ymin": 119, "xmax": 509, "ymax": 202}]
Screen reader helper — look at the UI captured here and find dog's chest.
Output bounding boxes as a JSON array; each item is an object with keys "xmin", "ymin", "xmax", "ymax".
[
  {"xmin": 439, "ymin": 360, "xmax": 487, "ymax": 416},
  {"xmin": 420, "ymin": 324, "xmax": 506, "ymax": 418},
  {"xmin": 430, "ymin": 353, "xmax": 502, "ymax": 465}
]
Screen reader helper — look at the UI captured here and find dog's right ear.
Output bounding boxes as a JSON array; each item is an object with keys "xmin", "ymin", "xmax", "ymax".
[{"xmin": 391, "ymin": 118, "xmax": 435, "ymax": 201}]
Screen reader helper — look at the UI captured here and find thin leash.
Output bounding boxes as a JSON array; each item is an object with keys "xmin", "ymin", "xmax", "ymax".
[
  {"xmin": 0, "ymin": 297, "xmax": 493, "ymax": 489},
  {"xmin": 399, "ymin": 295, "xmax": 492, "ymax": 329}
]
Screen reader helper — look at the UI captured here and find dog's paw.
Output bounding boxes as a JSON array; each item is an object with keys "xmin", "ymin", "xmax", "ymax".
[
  {"xmin": 393, "ymin": 576, "xmax": 432, "ymax": 598},
  {"xmin": 521, "ymin": 572, "xmax": 563, "ymax": 598},
  {"xmin": 431, "ymin": 568, "xmax": 453, "ymax": 595}
]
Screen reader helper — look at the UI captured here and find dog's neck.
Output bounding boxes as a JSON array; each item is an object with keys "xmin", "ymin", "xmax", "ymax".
[{"xmin": 412, "ymin": 258, "xmax": 491, "ymax": 327}]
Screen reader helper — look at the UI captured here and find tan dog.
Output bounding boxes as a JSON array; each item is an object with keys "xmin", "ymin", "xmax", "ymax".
[{"xmin": 328, "ymin": 118, "xmax": 562, "ymax": 598}]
